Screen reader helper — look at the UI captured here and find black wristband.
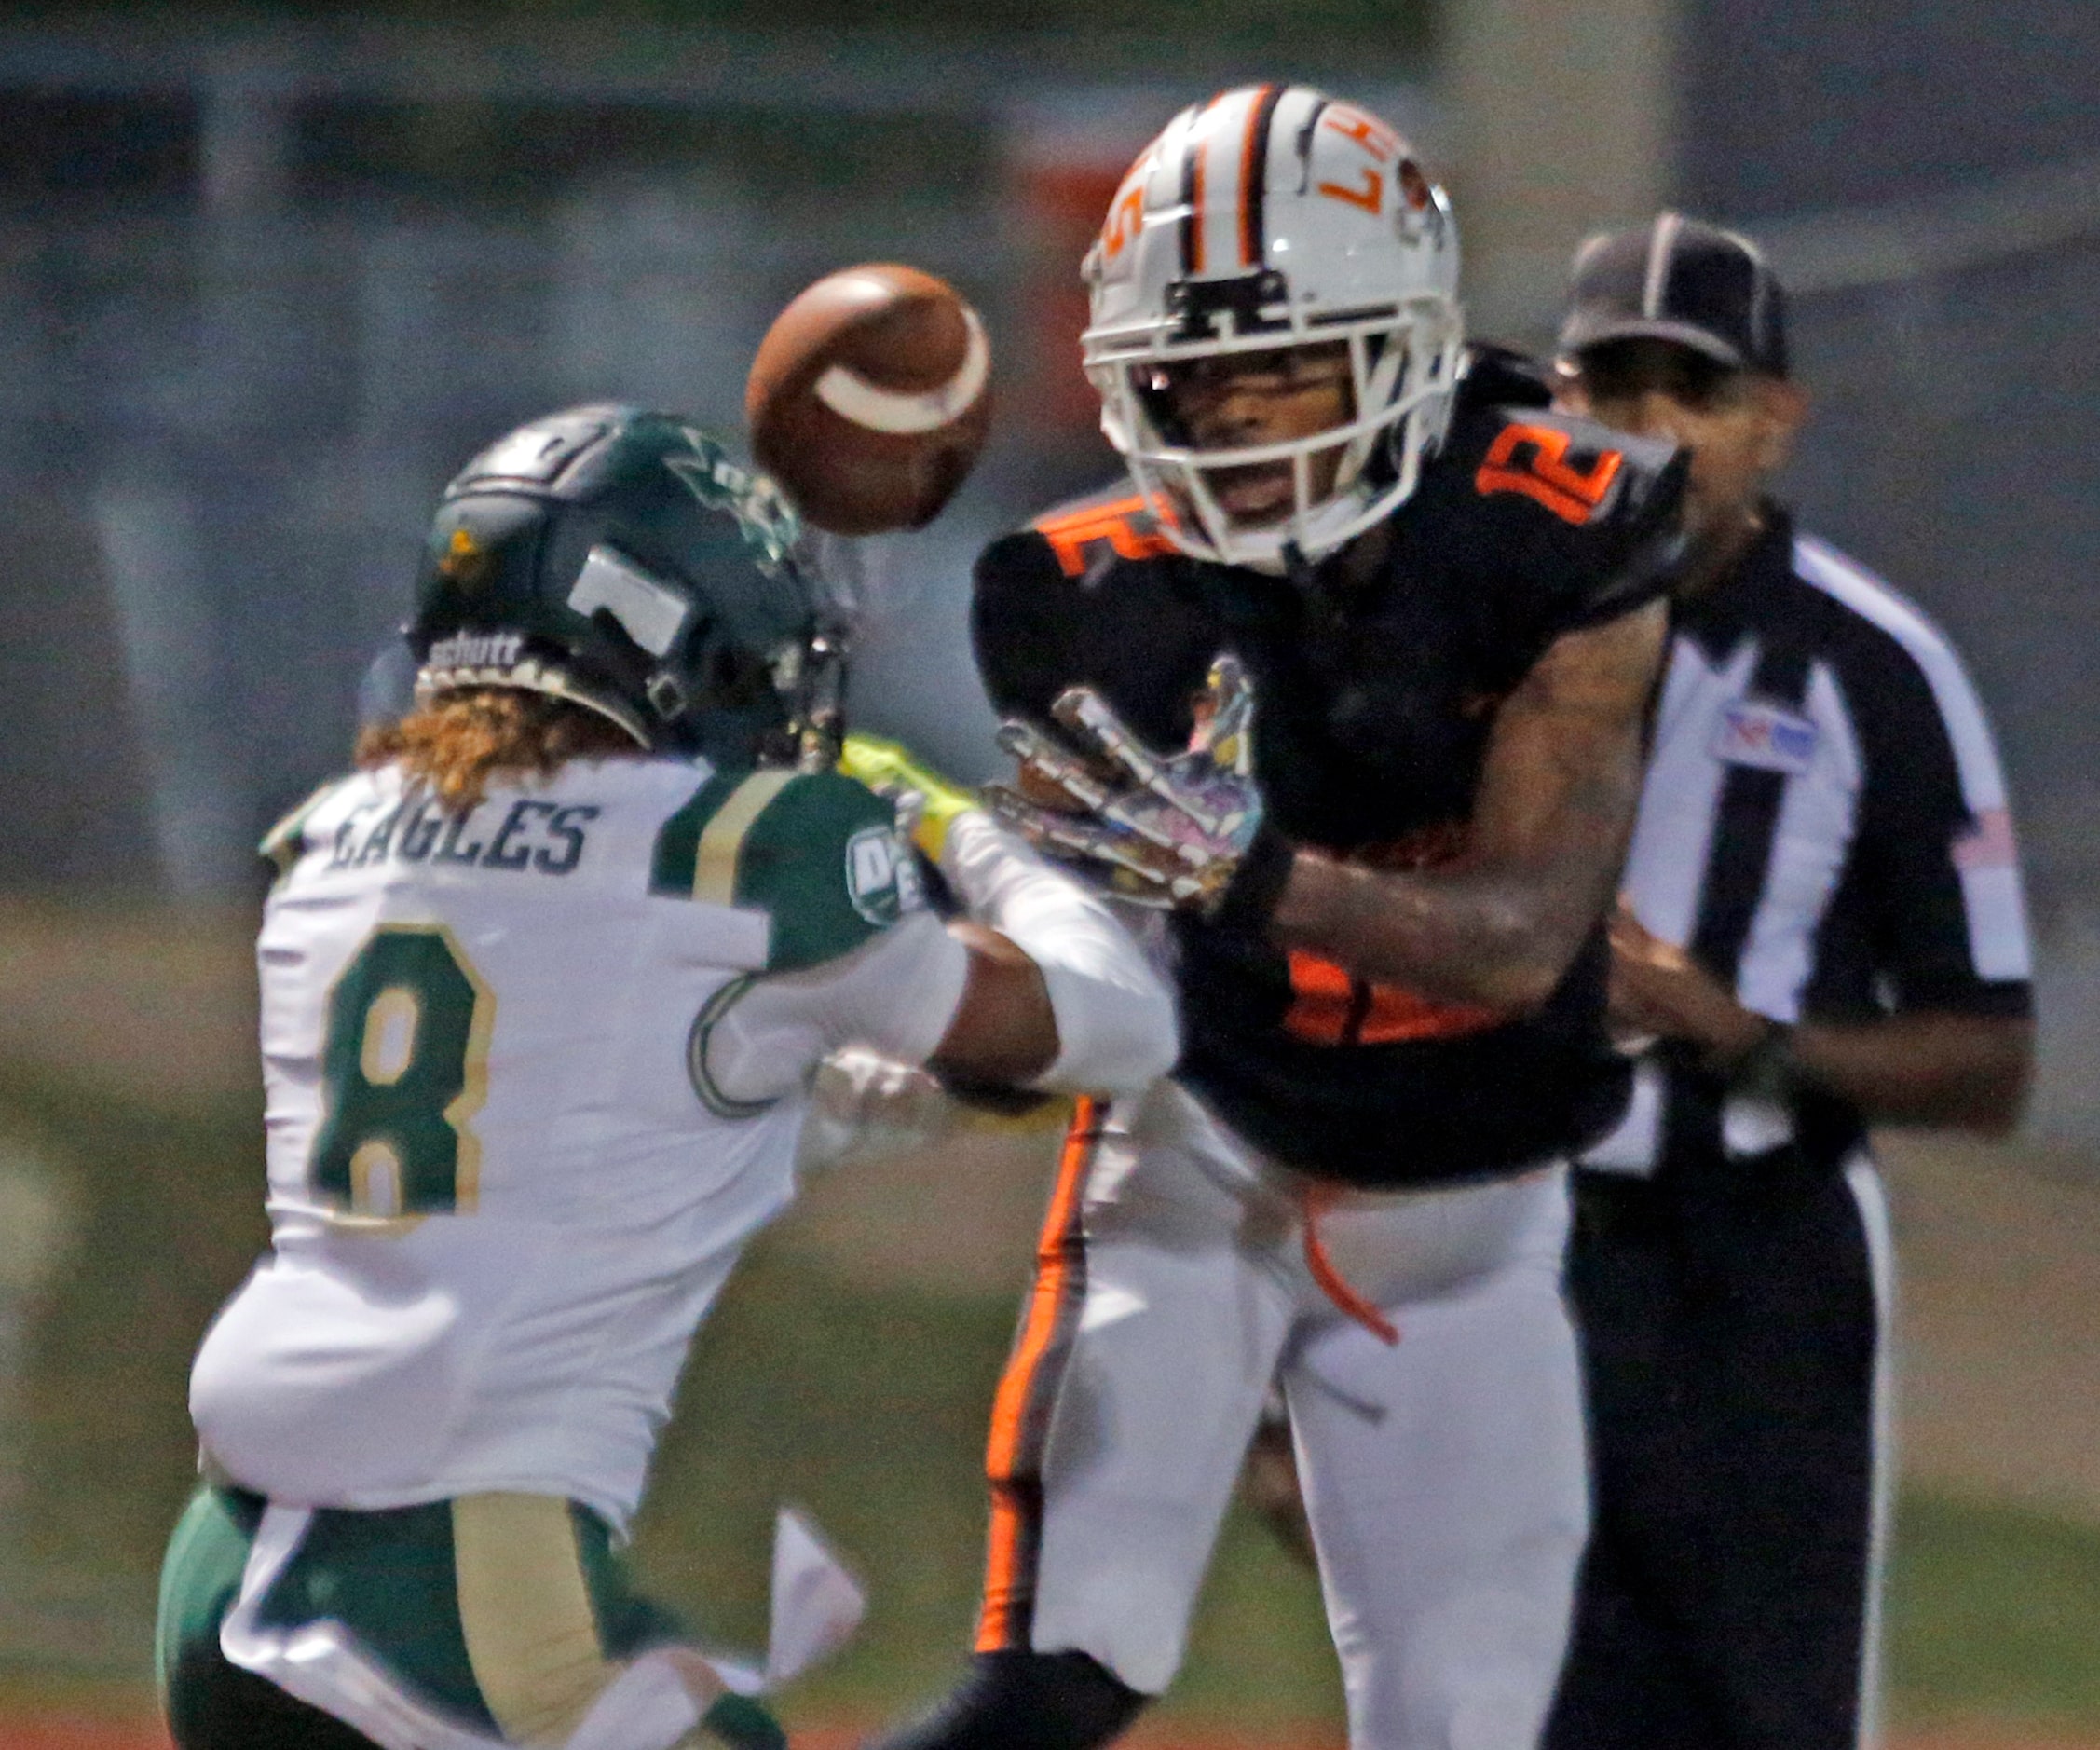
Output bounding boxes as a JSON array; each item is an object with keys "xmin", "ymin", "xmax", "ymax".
[{"xmin": 1207, "ymin": 822, "xmax": 1295, "ymax": 933}]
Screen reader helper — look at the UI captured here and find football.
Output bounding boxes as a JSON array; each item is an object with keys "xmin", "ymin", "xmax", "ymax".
[{"xmin": 745, "ymin": 263, "xmax": 992, "ymax": 536}]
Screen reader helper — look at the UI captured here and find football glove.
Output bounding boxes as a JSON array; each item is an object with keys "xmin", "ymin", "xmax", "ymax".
[
  {"xmin": 838, "ymin": 732, "xmax": 977, "ymax": 862},
  {"xmin": 985, "ymin": 656, "xmax": 1289, "ymax": 921}
]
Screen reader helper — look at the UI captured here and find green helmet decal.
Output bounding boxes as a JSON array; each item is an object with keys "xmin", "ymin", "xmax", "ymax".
[
  {"xmin": 409, "ymin": 406, "xmax": 824, "ymax": 767},
  {"xmin": 660, "ymin": 436, "xmax": 801, "ymax": 578}
]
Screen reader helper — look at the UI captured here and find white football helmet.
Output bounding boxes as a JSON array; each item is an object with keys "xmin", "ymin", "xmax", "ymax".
[{"xmin": 1082, "ymin": 85, "xmax": 1463, "ymax": 570}]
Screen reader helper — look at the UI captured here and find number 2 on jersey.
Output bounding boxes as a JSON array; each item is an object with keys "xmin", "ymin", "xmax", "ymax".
[
  {"xmin": 309, "ymin": 925, "xmax": 494, "ymax": 1222},
  {"xmin": 1474, "ymin": 422, "xmax": 1623, "ymax": 526}
]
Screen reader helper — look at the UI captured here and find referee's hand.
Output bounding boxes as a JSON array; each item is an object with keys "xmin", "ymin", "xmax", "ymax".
[{"xmin": 1607, "ymin": 901, "xmax": 1767, "ymax": 1067}]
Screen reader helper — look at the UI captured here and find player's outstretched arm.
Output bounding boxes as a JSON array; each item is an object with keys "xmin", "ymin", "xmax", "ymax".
[
  {"xmin": 699, "ymin": 750, "xmax": 1178, "ymax": 1112},
  {"xmin": 1275, "ymin": 599, "xmax": 1670, "ymax": 1012},
  {"xmin": 924, "ymin": 922, "xmax": 1058, "ymax": 1087},
  {"xmin": 838, "ymin": 731, "xmax": 1180, "ymax": 1094},
  {"xmin": 920, "ymin": 811, "xmax": 1179, "ymax": 1092}
]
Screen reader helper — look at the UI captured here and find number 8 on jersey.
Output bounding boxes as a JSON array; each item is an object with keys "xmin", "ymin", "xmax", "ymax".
[{"xmin": 308, "ymin": 924, "xmax": 494, "ymax": 1223}]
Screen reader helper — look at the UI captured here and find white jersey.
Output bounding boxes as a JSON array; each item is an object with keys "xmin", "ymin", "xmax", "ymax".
[{"xmin": 190, "ymin": 754, "xmax": 966, "ymax": 1532}]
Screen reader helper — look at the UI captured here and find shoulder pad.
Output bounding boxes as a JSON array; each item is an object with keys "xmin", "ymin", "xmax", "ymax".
[
  {"xmin": 1420, "ymin": 403, "xmax": 1689, "ymax": 631},
  {"xmin": 649, "ymin": 768, "xmax": 922, "ymax": 972},
  {"xmin": 971, "ymin": 524, "xmax": 1086, "ymax": 720},
  {"xmin": 973, "ymin": 500, "xmax": 1222, "ymax": 749}
]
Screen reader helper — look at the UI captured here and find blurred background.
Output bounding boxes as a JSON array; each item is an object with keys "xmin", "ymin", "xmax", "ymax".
[{"xmin": 0, "ymin": 1, "xmax": 2097, "ymax": 1743}]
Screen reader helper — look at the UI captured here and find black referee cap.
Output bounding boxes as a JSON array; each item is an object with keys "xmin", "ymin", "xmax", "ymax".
[{"xmin": 1557, "ymin": 212, "xmax": 1788, "ymax": 378}]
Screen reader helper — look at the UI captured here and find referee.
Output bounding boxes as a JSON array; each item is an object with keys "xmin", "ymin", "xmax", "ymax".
[{"xmin": 1543, "ymin": 216, "xmax": 2035, "ymax": 1750}]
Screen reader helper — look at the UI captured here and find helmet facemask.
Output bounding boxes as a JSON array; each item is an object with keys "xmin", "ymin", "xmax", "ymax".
[{"xmin": 1090, "ymin": 292, "xmax": 1460, "ymax": 573}]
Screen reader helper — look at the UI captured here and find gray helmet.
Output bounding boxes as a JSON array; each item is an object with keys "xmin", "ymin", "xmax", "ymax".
[{"xmin": 409, "ymin": 405, "xmax": 830, "ymax": 768}]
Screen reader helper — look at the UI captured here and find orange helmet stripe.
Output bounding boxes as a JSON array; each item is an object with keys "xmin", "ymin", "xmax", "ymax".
[
  {"xmin": 1237, "ymin": 83, "xmax": 1283, "ymax": 267},
  {"xmin": 1179, "ymin": 93, "xmax": 1221, "ymax": 274}
]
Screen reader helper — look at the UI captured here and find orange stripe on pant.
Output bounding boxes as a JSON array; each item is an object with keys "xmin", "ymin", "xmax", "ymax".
[{"xmin": 975, "ymin": 1097, "xmax": 1103, "ymax": 1653}]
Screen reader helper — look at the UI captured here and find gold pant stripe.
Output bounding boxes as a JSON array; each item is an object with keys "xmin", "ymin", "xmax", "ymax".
[
  {"xmin": 692, "ymin": 770, "xmax": 798, "ymax": 905},
  {"xmin": 452, "ymin": 1493, "xmax": 615, "ymax": 1746}
]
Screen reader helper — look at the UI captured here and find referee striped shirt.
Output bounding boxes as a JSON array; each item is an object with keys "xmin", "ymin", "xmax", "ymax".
[{"xmin": 1582, "ymin": 509, "xmax": 2033, "ymax": 1180}]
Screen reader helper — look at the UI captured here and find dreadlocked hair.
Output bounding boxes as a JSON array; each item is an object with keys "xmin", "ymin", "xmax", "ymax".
[{"xmin": 356, "ymin": 686, "xmax": 641, "ymax": 813}]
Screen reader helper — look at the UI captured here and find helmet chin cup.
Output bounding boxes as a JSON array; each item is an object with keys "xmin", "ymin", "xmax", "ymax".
[{"xmin": 1081, "ymin": 85, "xmax": 1464, "ymax": 569}]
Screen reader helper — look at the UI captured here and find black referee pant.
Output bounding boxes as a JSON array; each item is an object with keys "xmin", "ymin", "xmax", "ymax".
[{"xmin": 1546, "ymin": 1152, "xmax": 1888, "ymax": 1750}]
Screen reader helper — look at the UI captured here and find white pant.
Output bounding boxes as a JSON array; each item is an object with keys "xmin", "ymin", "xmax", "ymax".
[{"xmin": 985, "ymin": 1082, "xmax": 1588, "ymax": 1750}]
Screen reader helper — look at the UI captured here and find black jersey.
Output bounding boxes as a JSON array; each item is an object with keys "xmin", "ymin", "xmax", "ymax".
[{"xmin": 973, "ymin": 353, "xmax": 1688, "ymax": 1187}]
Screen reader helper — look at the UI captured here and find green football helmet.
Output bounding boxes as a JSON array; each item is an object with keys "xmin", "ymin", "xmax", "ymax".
[{"xmin": 410, "ymin": 405, "xmax": 837, "ymax": 768}]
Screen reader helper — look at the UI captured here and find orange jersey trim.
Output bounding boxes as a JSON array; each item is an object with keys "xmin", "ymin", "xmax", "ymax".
[
  {"xmin": 1033, "ymin": 495, "xmax": 1178, "ymax": 579},
  {"xmin": 1282, "ymin": 950, "xmax": 1502, "ymax": 1047},
  {"xmin": 1475, "ymin": 422, "xmax": 1625, "ymax": 526},
  {"xmin": 976, "ymin": 1098, "xmax": 1101, "ymax": 1653}
]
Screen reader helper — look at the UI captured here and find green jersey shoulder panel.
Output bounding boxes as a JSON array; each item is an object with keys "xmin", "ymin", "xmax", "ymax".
[{"xmin": 649, "ymin": 768, "xmax": 923, "ymax": 972}]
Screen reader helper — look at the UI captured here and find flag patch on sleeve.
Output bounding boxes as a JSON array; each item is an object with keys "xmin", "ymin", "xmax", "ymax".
[{"xmin": 1951, "ymin": 806, "xmax": 2018, "ymax": 871}]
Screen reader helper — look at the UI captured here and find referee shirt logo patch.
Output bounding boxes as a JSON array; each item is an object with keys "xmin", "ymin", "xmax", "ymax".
[{"xmin": 1713, "ymin": 700, "xmax": 1819, "ymax": 773}]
